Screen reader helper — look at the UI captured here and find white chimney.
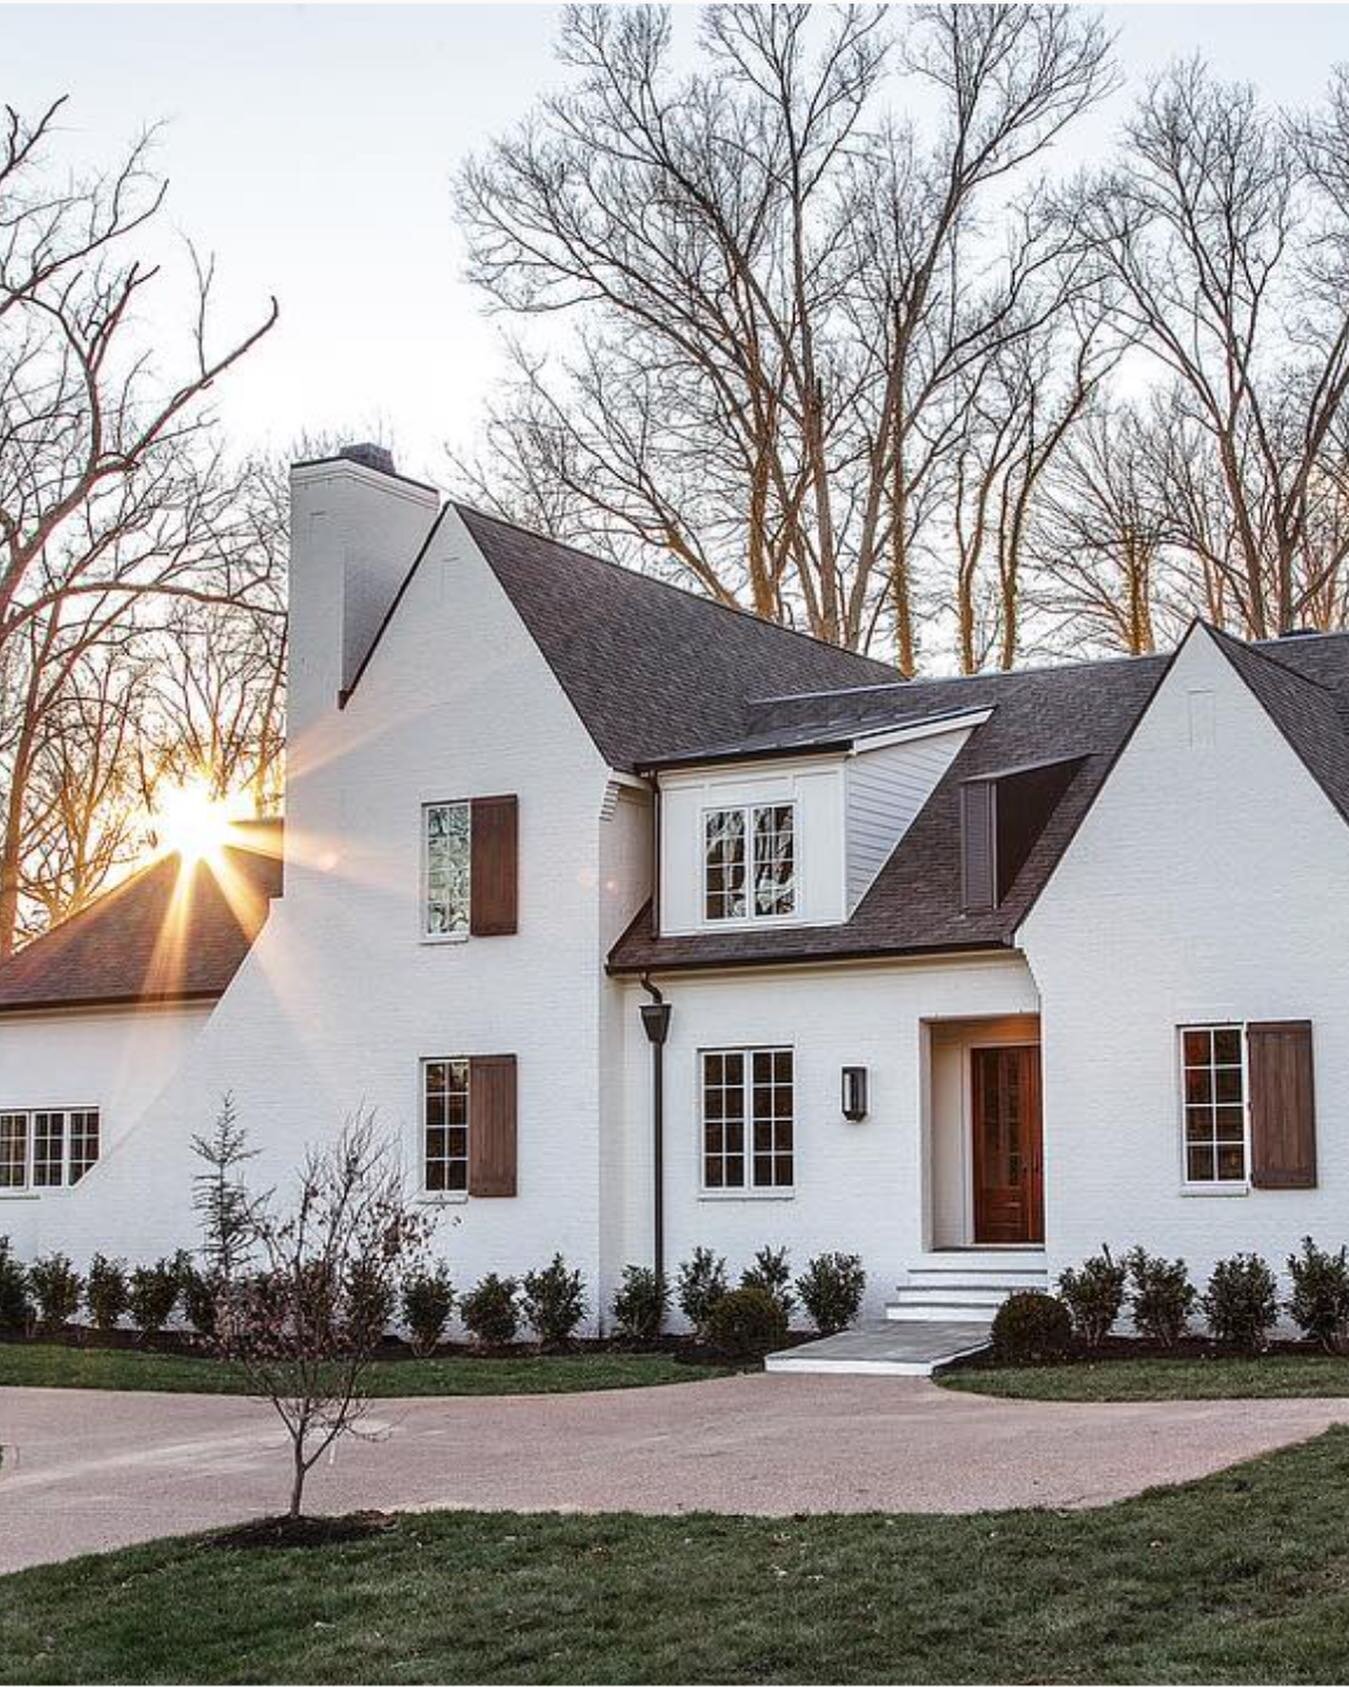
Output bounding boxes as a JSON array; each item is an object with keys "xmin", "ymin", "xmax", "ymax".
[{"xmin": 287, "ymin": 447, "xmax": 441, "ymax": 739}]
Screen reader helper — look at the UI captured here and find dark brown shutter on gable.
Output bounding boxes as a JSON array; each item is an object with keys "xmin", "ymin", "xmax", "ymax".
[
  {"xmin": 468, "ymin": 1054, "xmax": 517, "ymax": 1196},
  {"xmin": 961, "ymin": 781, "xmax": 996, "ymax": 912},
  {"xmin": 1249, "ymin": 1020, "xmax": 1317, "ymax": 1189},
  {"xmin": 470, "ymin": 795, "xmax": 518, "ymax": 936}
]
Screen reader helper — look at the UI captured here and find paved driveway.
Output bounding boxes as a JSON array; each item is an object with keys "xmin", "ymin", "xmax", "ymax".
[{"xmin": 4, "ymin": 1375, "xmax": 1348, "ymax": 1573}]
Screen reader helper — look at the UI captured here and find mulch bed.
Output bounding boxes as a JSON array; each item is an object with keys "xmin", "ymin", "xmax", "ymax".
[
  {"xmin": 207, "ymin": 1511, "xmax": 399, "ymax": 1551},
  {"xmin": 953, "ymin": 1332, "xmax": 1348, "ymax": 1371}
]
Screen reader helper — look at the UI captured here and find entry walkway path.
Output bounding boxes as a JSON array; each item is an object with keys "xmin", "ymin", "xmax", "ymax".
[{"xmin": 4, "ymin": 1375, "xmax": 1348, "ymax": 1573}]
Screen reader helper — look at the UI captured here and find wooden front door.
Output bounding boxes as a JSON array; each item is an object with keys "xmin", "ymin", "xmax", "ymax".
[{"xmin": 972, "ymin": 1045, "xmax": 1043, "ymax": 1244}]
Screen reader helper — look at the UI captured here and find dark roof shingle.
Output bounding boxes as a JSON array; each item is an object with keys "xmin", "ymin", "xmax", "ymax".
[{"xmin": 0, "ymin": 822, "xmax": 283, "ymax": 1014}]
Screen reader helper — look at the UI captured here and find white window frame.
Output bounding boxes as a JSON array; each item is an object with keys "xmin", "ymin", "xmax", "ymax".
[
  {"xmin": 699, "ymin": 801, "xmax": 798, "ymax": 927},
  {"xmin": 698, "ymin": 1045, "xmax": 796, "ymax": 1199},
  {"xmin": 420, "ymin": 1058, "xmax": 471, "ymax": 1200},
  {"xmin": 0, "ymin": 1106, "xmax": 100, "ymax": 1195},
  {"xmin": 1178, "ymin": 1023, "xmax": 1251, "ymax": 1194},
  {"xmin": 421, "ymin": 800, "xmax": 471, "ymax": 943}
]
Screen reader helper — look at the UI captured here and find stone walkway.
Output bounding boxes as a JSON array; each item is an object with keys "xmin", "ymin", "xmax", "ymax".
[
  {"xmin": 3, "ymin": 1375, "xmax": 1348, "ymax": 1573},
  {"xmin": 766, "ymin": 1319, "xmax": 992, "ymax": 1375}
]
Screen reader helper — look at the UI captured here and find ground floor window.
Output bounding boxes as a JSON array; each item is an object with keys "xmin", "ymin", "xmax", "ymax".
[
  {"xmin": 701, "ymin": 1047, "xmax": 794, "ymax": 1191},
  {"xmin": 0, "ymin": 1107, "xmax": 100, "ymax": 1190},
  {"xmin": 1180, "ymin": 1025, "xmax": 1247, "ymax": 1183},
  {"xmin": 423, "ymin": 1059, "xmax": 469, "ymax": 1192}
]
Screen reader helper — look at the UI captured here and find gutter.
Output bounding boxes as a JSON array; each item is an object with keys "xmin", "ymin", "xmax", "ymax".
[{"xmin": 638, "ymin": 973, "xmax": 672, "ymax": 1296}]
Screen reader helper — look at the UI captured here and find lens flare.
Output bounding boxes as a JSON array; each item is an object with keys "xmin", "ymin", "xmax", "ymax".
[{"xmin": 153, "ymin": 778, "xmax": 240, "ymax": 866}]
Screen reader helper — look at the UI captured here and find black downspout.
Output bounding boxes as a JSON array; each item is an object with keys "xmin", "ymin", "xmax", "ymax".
[{"xmin": 639, "ymin": 974, "xmax": 671, "ymax": 1295}]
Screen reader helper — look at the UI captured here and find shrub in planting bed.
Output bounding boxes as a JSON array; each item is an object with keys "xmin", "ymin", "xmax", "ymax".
[
  {"xmin": 796, "ymin": 1252, "xmax": 865, "ymax": 1335},
  {"xmin": 1286, "ymin": 1237, "xmax": 1349, "ymax": 1351},
  {"xmin": 128, "ymin": 1259, "xmax": 180, "ymax": 1339},
  {"xmin": 85, "ymin": 1254, "xmax": 131, "ymax": 1333},
  {"xmin": 1203, "ymin": 1253, "xmax": 1279, "ymax": 1352},
  {"xmin": 522, "ymin": 1254, "xmax": 587, "ymax": 1348},
  {"xmin": 990, "ymin": 1291, "xmax": 1073, "ymax": 1364},
  {"xmin": 27, "ymin": 1252, "xmax": 82, "ymax": 1335},
  {"xmin": 705, "ymin": 1285, "xmax": 788, "ymax": 1358},
  {"xmin": 460, "ymin": 1273, "xmax": 520, "ymax": 1347},
  {"xmin": 677, "ymin": 1248, "xmax": 728, "ymax": 1340},
  {"xmin": 1057, "ymin": 1247, "xmax": 1126, "ymax": 1348},
  {"xmin": 1125, "ymin": 1248, "xmax": 1196, "ymax": 1348},
  {"xmin": 401, "ymin": 1265, "xmax": 455, "ymax": 1356},
  {"xmin": 610, "ymin": 1265, "xmax": 668, "ymax": 1343},
  {"xmin": 740, "ymin": 1245, "xmax": 795, "ymax": 1318}
]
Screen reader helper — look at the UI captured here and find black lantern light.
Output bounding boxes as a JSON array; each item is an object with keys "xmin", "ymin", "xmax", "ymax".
[{"xmin": 841, "ymin": 1065, "xmax": 868, "ymax": 1122}]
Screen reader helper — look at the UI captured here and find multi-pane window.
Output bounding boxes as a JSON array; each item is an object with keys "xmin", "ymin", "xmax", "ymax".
[
  {"xmin": 1181, "ymin": 1026, "xmax": 1247, "ymax": 1183},
  {"xmin": 423, "ymin": 801, "xmax": 471, "ymax": 938},
  {"xmin": 703, "ymin": 804, "xmax": 795, "ymax": 922},
  {"xmin": 702, "ymin": 1048, "xmax": 794, "ymax": 1191},
  {"xmin": 423, "ymin": 1059, "xmax": 470, "ymax": 1193},
  {"xmin": 0, "ymin": 1108, "xmax": 100, "ymax": 1190}
]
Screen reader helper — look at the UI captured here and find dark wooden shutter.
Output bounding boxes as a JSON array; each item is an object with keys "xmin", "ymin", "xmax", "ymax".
[
  {"xmin": 961, "ymin": 781, "xmax": 996, "ymax": 912},
  {"xmin": 1249, "ymin": 1020, "xmax": 1316, "ymax": 1188},
  {"xmin": 470, "ymin": 795, "xmax": 518, "ymax": 936},
  {"xmin": 468, "ymin": 1054, "xmax": 517, "ymax": 1197}
]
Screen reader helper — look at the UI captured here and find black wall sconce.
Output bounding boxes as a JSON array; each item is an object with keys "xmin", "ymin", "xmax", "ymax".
[{"xmin": 841, "ymin": 1065, "xmax": 868, "ymax": 1122}]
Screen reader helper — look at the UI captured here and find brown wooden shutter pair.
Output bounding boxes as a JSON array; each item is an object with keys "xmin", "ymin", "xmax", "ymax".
[
  {"xmin": 470, "ymin": 795, "xmax": 518, "ymax": 936},
  {"xmin": 468, "ymin": 1053, "xmax": 517, "ymax": 1196},
  {"xmin": 1248, "ymin": 1020, "xmax": 1317, "ymax": 1189}
]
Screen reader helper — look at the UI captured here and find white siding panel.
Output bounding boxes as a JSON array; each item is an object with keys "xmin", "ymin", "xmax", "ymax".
[{"xmin": 845, "ymin": 728, "xmax": 973, "ymax": 909}]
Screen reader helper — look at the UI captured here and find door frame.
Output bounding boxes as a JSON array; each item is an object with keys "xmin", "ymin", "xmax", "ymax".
[{"xmin": 970, "ymin": 1041, "xmax": 1043, "ymax": 1245}]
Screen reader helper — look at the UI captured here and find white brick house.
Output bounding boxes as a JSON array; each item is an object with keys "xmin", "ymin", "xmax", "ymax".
[{"xmin": 1, "ymin": 446, "xmax": 1345, "ymax": 1330}]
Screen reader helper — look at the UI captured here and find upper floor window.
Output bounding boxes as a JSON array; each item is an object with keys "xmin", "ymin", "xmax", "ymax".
[
  {"xmin": 423, "ymin": 801, "xmax": 471, "ymax": 938},
  {"xmin": 702, "ymin": 1048, "xmax": 794, "ymax": 1192},
  {"xmin": 0, "ymin": 1107, "xmax": 100, "ymax": 1191},
  {"xmin": 1181, "ymin": 1026, "xmax": 1247, "ymax": 1184},
  {"xmin": 703, "ymin": 803, "xmax": 795, "ymax": 922}
]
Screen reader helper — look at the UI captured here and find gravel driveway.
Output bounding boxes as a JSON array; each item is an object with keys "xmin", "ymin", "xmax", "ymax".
[{"xmin": 4, "ymin": 1374, "xmax": 1348, "ymax": 1573}]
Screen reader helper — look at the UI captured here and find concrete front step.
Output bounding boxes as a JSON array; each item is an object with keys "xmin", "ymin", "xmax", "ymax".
[
  {"xmin": 884, "ymin": 1301, "xmax": 1006, "ymax": 1323},
  {"xmin": 886, "ymin": 1251, "xmax": 1050, "ymax": 1324},
  {"xmin": 766, "ymin": 1319, "xmax": 992, "ymax": 1378}
]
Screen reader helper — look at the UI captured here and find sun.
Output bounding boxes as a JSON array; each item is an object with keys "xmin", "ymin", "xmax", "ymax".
[{"xmin": 153, "ymin": 778, "xmax": 241, "ymax": 866}]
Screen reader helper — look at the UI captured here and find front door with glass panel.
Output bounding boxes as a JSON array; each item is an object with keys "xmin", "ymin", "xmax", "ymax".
[{"xmin": 971, "ymin": 1044, "xmax": 1043, "ymax": 1244}]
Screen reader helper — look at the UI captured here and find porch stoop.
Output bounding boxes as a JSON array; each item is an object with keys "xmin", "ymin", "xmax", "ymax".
[
  {"xmin": 764, "ymin": 1319, "xmax": 991, "ymax": 1378},
  {"xmin": 885, "ymin": 1250, "xmax": 1049, "ymax": 1323}
]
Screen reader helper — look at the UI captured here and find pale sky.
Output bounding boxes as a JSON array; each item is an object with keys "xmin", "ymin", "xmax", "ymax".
[{"xmin": 7, "ymin": 3, "xmax": 1349, "ymax": 485}]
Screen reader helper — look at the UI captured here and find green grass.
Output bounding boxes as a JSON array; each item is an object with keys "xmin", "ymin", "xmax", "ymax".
[
  {"xmin": 9, "ymin": 1430, "xmax": 1349, "ymax": 1682},
  {"xmin": 0, "ymin": 1341, "xmax": 729, "ymax": 1397},
  {"xmin": 939, "ymin": 1352, "xmax": 1349, "ymax": 1401}
]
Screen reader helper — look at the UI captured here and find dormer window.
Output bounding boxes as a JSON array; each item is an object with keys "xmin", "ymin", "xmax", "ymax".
[{"xmin": 703, "ymin": 803, "xmax": 795, "ymax": 922}]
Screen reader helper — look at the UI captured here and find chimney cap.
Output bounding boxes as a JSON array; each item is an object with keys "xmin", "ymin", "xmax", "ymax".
[{"xmin": 338, "ymin": 441, "xmax": 396, "ymax": 476}]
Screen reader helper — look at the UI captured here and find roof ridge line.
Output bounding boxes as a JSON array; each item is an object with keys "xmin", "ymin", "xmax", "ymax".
[
  {"xmin": 750, "ymin": 648, "xmax": 1164, "ymax": 706},
  {"xmin": 1208, "ymin": 624, "xmax": 1337, "ymax": 694}
]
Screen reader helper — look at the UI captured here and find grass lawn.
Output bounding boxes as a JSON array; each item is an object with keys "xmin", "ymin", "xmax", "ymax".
[
  {"xmin": 939, "ymin": 1352, "xmax": 1349, "ymax": 1402},
  {"xmin": 0, "ymin": 1341, "xmax": 730, "ymax": 1396},
  {"xmin": 8, "ymin": 1429, "xmax": 1349, "ymax": 1682}
]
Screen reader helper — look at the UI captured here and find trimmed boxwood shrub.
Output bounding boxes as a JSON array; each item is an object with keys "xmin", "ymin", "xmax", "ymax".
[
  {"xmin": 1286, "ymin": 1237, "xmax": 1349, "ymax": 1351},
  {"xmin": 705, "ymin": 1285, "xmax": 788, "ymax": 1358},
  {"xmin": 796, "ymin": 1252, "xmax": 865, "ymax": 1335},
  {"xmin": 460, "ymin": 1273, "xmax": 520, "ymax": 1347},
  {"xmin": 610, "ymin": 1265, "xmax": 668, "ymax": 1343},
  {"xmin": 345, "ymin": 1258, "xmax": 396, "ymax": 1347},
  {"xmin": 1057, "ymin": 1247, "xmax": 1126, "ymax": 1348},
  {"xmin": 522, "ymin": 1254, "xmax": 587, "ymax": 1348},
  {"xmin": 28, "ymin": 1252, "xmax": 81, "ymax": 1335},
  {"xmin": 1125, "ymin": 1247, "xmax": 1195, "ymax": 1348},
  {"xmin": 402, "ymin": 1265, "xmax": 454, "ymax": 1356},
  {"xmin": 85, "ymin": 1254, "xmax": 131, "ymax": 1333},
  {"xmin": 128, "ymin": 1259, "xmax": 180, "ymax": 1339},
  {"xmin": 991, "ymin": 1291, "xmax": 1072, "ymax": 1364},
  {"xmin": 740, "ymin": 1245, "xmax": 795, "ymax": 1318},
  {"xmin": 0, "ymin": 1237, "xmax": 30, "ymax": 1334},
  {"xmin": 677, "ymin": 1247, "xmax": 728, "ymax": 1340},
  {"xmin": 1203, "ymin": 1253, "xmax": 1278, "ymax": 1351}
]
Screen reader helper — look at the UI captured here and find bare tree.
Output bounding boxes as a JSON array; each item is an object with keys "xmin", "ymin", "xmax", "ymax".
[
  {"xmin": 0, "ymin": 96, "xmax": 279, "ymax": 953},
  {"xmin": 195, "ymin": 1105, "xmax": 432, "ymax": 1522},
  {"xmin": 1068, "ymin": 60, "xmax": 1349, "ymax": 639},
  {"xmin": 454, "ymin": 5, "xmax": 1114, "ymax": 669}
]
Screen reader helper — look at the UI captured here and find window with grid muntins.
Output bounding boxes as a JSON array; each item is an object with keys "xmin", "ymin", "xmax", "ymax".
[
  {"xmin": 704, "ymin": 804, "xmax": 795, "ymax": 922},
  {"xmin": 0, "ymin": 1108, "xmax": 100, "ymax": 1190},
  {"xmin": 702, "ymin": 1048, "xmax": 794, "ymax": 1191},
  {"xmin": 424, "ymin": 1060, "xmax": 470, "ymax": 1192},
  {"xmin": 423, "ymin": 801, "xmax": 471, "ymax": 937},
  {"xmin": 1182, "ymin": 1025, "xmax": 1247, "ymax": 1183},
  {"xmin": 0, "ymin": 1113, "xmax": 27, "ymax": 1189}
]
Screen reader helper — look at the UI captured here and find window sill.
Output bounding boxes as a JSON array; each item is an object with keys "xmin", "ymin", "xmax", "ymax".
[
  {"xmin": 418, "ymin": 1192, "xmax": 468, "ymax": 1206},
  {"xmin": 698, "ymin": 1189, "xmax": 795, "ymax": 1202},
  {"xmin": 0, "ymin": 1192, "xmax": 41, "ymax": 1201},
  {"xmin": 420, "ymin": 933, "xmax": 470, "ymax": 947},
  {"xmin": 1180, "ymin": 1181, "xmax": 1250, "ymax": 1198}
]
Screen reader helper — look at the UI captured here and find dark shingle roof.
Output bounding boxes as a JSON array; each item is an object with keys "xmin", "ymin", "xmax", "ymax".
[
  {"xmin": 0, "ymin": 822, "xmax": 283, "ymax": 1014},
  {"xmin": 455, "ymin": 506, "xmax": 898, "ymax": 771}
]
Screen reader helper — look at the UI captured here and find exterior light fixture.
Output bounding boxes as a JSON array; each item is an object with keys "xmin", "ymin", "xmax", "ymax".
[{"xmin": 842, "ymin": 1065, "xmax": 868, "ymax": 1122}]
